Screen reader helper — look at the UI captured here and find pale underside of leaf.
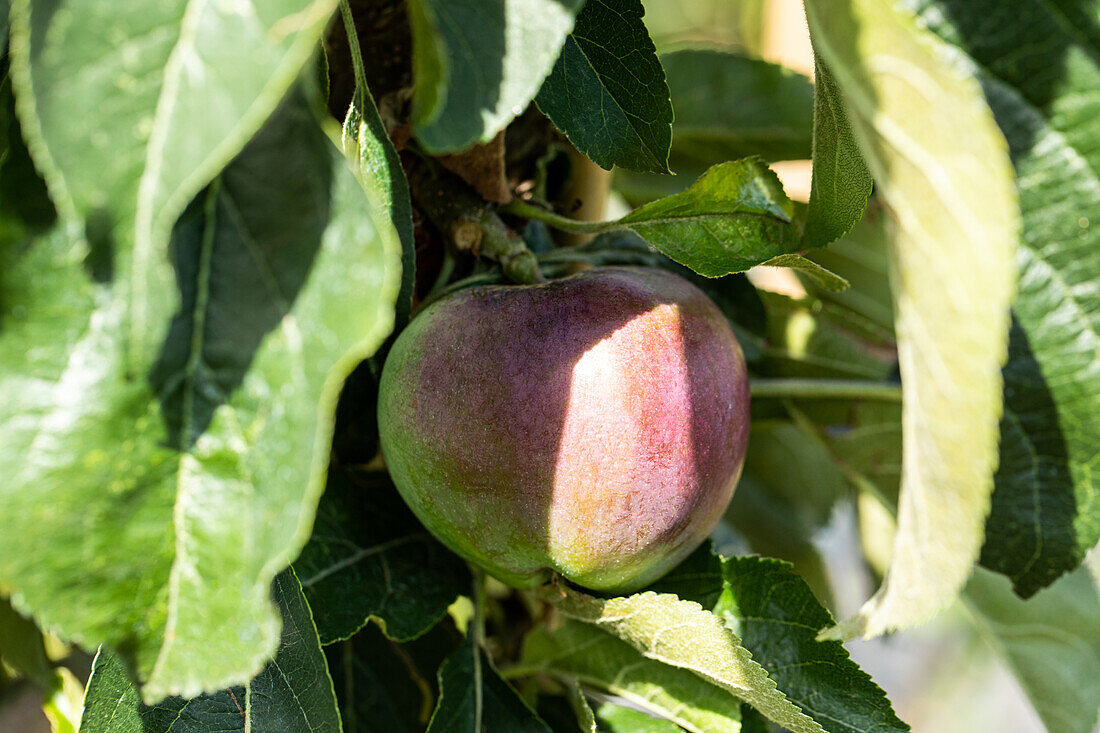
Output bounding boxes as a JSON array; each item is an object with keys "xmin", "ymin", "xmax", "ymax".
[
  {"xmin": 8, "ymin": 0, "xmax": 338, "ymax": 362},
  {"xmin": 899, "ymin": 0, "xmax": 1100, "ymax": 595},
  {"xmin": 805, "ymin": 0, "xmax": 1019, "ymax": 640},
  {"xmin": 523, "ymin": 621, "xmax": 743, "ymax": 733},
  {"xmin": 0, "ymin": 109, "xmax": 401, "ymax": 705},
  {"xmin": 542, "ymin": 587, "xmax": 824, "ymax": 733},
  {"xmin": 142, "ymin": 125, "xmax": 401, "ymax": 701}
]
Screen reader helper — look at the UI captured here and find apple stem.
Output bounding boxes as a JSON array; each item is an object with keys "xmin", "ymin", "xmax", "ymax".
[
  {"xmin": 407, "ymin": 159, "xmax": 545, "ymax": 285},
  {"xmin": 471, "ymin": 567, "xmax": 486, "ymax": 730},
  {"xmin": 502, "ymin": 198, "xmax": 615, "ymax": 235},
  {"xmin": 750, "ymin": 378, "xmax": 902, "ymax": 402}
]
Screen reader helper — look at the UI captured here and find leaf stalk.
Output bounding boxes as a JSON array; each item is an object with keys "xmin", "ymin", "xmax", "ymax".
[{"xmin": 750, "ymin": 378, "xmax": 902, "ymax": 402}]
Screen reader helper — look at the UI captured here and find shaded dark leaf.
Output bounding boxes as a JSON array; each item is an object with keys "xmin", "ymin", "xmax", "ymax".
[
  {"xmin": 295, "ymin": 465, "xmax": 469, "ymax": 644},
  {"xmin": 427, "ymin": 638, "xmax": 552, "ymax": 732},
  {"xmin": 80, "ymin": 569, "xmax": 341, "ymax": 733},
  {"xmin": 536, "ymin": 0, "xmax": 672, "ymax": 173}
]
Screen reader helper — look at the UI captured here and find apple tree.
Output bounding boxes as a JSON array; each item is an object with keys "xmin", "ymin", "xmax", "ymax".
[{"xmin": 0, "ymin": 0, "xmax": 1097, "ymax": 731}]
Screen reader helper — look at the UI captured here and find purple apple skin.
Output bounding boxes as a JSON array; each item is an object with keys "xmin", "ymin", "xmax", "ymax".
[{"xmin": 377, "ymin": 267, "xmax": 750, "ymax": 594}]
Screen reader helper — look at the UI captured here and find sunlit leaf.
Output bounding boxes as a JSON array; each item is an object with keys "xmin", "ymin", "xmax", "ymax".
[
  {"xmin": 0, "ymin": 89, "xmax": 401, "ymax": 700},
  {"xmin": 806, "ymin": 0, "xmax": 1019, "ymax": 639},
  {"xmin": 650, "ymin": 549, "xmax": 909, "ymax": 733},
  {"xmin": 901, "ymin": 0, "xmax": 1100, "ymax": 598},
  {"xmin": 596, "ymin": 704, "xmax": 686, "ymax": 733},
  {"xmin": 521, "ymin": 620, "xmax": 743, "ymax": 733},
  {"xmin": 8, "ymin": 0, "xmax": 336, "ymax": 282},
  {"xmin": 605, "ymin": 160, "xmax": 841, "ymax": 285},
  {"xmin": 409, "ymin": 0, "xmax": 584, "ymax": 153},
  {"xmin": 540, "ymin": 584, "xmax": 823, "ymax": 733}
]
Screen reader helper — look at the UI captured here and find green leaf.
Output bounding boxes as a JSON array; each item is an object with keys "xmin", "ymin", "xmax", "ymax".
[
  {"xmin": 738, "ymin": 708, "xmax": 770, "ymax": 733},
  {"xmin": 613, "ymin": 166, "xmax": 696, "ymax": 207},
  {"xmin": 824, "ymin": 401, "xmax": 904, "ymax": 509},
  {"xmin": 409, "ymin": 0, "xmax": 584, "ymax": 153},
  {"xmin": 535, "ymin": 0, "xmax": 672, "ymax": 173},
  {"xmin": 334, "ymin": 65, "xmax": 417, "ymax": 464},
  {"xmin": 533, "ymin": 690, "xmax": 596, "ymax": 733},
  {"xmin": 981, "ymin": 321, "xmax": 1085, "ymax": 596},
  {"xmin": 521, "ymin": 620, "xmax": 743, "ymax": 732},
  {"xmin": 642, "ymin": 0, "xmax": 763, "ymax": 54},
  {"xmin": 7, "ymin": 0, "xmax": 337, "ymax": 280},
  {"xmin": 611, "ymin": 47, "xmax": 814, "ymax": 204},
  {"xmin": 79, "ymin": 569, "xmax": 342, "ymax": 733},
  {"xmin": 327, "ymin": 618, "xmax": 462, "ymax": 733},
  {"xmin": 759, "ymin": 291, "xmax": 892, "ymax": 381},
  {"xmin": 0, "ymin": 88, "xmax": 401, "ymax": 701},
  {"xmin": 963, "ymin": 566, "xmax": 1100, "ymax": 733},
  {"xmin": 564, "ymin": 683, "xmax": 597, "ymax": 733},
  {"xmin": 683, "ymin": 275, "xmax": 767, "ymax": 360},
  {"xmin": 742, "ymin": 421, "xmax": 847, "ymax": 529},
  {"xmin": 0, "ymin": 63, "xmax": 55, "ymax": 240},
  {"xmin": 650, "ymin": 549, "xmax": 909, "ymax": 733},
  {"xmin": 340, "ymin": 39, "xmax": 415, "ymax": 339},
  {"xmin": 520, "ymin": 187, "xmax": 844, "ymax": 317},
  {"xmin": 802, "ymin": 56, "xmax": 872, "ymax": 249},
  {"xmin": 294, "ymin": 466, "xmax": 469, "ymax": 644},
  {"xmin": 42, "ymin": 667, "xmax": 83, "ymax": 733},
  {"xmin": 900, "ymin": 0, "xmax": 1100, "ymax": 598},
  {"xmin": 539, "ymin": 584, "xmax": 823, "ymax": 733},
  {"xmin": 615, "ymin": 159, "xmax": 823, "ymax": 279},
  {"xmin": 723, "ymin": 476, "xmax": 835, "ymax": 611},
  {"xmin": 0, "ymin": 595, "xmax": 50, "ymax": 686},
  {"xmin": 800, "ymin": 202, "xmax": 894, "ymax": 334},
  {"xmin": 407, "ymin": 0, "xmax": 446, "ymax": 129},
  {"xmin": 596, "ymin": 704, "xmax": 689, "ymax": 733},
  {"xmin": 662, "ymin": 49, "xmax": 814, "ymax": 166},
  {"xmin": 758, "ymin": 254, "xmax": 849, "ymax": 291},
  {"xmin": 428, "ymin": 638, "xmax": 553, "ymax": 732},
  {"xmin": 805, "ymin": 0, "xmax": 1019, "ymax": 639}
]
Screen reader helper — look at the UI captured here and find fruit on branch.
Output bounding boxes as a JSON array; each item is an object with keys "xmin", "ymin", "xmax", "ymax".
[{"xmin": 377, "ymin": 267, "xmax": 750, "ymax": 593}]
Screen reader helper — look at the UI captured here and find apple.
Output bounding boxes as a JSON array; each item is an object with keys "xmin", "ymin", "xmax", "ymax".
[{"xmin": 377, "ymin": 267, "xmax": 750, "ymax": 593}]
